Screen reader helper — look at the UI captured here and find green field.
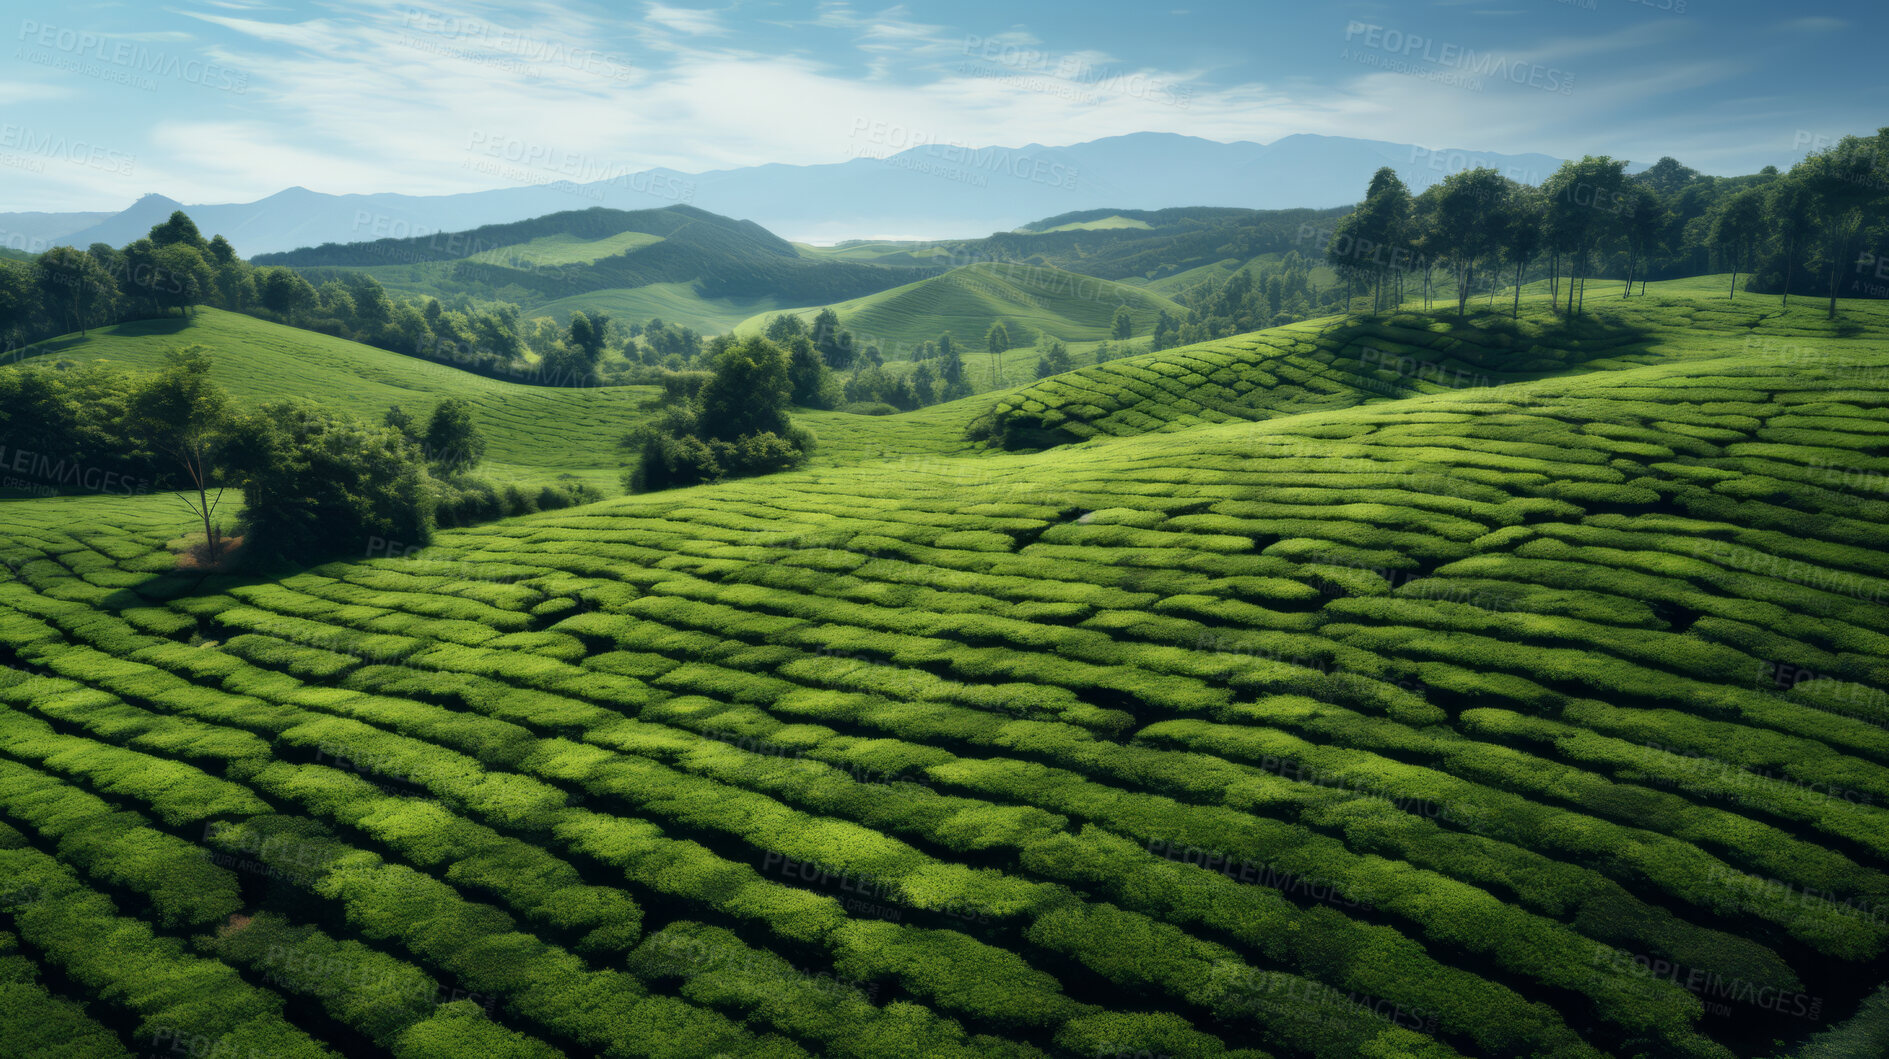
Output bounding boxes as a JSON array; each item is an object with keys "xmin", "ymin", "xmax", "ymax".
[
  {"xmin": 526, "ymin": 282, "xmax": 799, "ymax": 333},
  {"xmin": 2, "ymin": 286, "xmax": 1889, "ymax": 1058},
  {"xmin": 736, "ymin": 262, "xmax": 1189, "ymax": 354},
  {"xmin": 470, "ymin": 230, "xmax": 667, "ymax": 269},
  {"xmin": 1022, "ymin": 215, "xmax": 1156, "ymax": 234}
]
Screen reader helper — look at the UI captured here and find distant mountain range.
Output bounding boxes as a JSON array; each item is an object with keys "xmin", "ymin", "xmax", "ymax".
[{"xmin": 0, "ymin": 133, "xmax": 1587, "ymax": 258}]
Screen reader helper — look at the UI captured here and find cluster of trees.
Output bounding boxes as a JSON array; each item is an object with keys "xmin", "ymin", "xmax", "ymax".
[
  {"xmin": 622, "ymin": 336, "xmax": 815, "ymax": 492},
  {"xmin": 757, "ymin": 311, "xmax": 973, "ymax": 413},
  {"xmin": 1326, "ymin": 128, "xmax": 1889, "ymax": 320},
  {"xmin": 0, "ymin": 348, "xmax": 592, "ymax": 564},
  {"xmin": 0, "ymin": 209, "xmax": 713, "ymax": 390},
  {"xmin": 2, "ymin": 212, "xmax": 236, "ymax": 350},
  {"xmin": 1167, "ymin": 254, "xmax": 1327, "ymax": 344}
]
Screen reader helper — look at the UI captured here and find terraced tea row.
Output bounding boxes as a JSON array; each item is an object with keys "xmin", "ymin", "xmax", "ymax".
[{"xmin": 4, "ymin": 323, "xmax": 1888, "ymax": 1057}]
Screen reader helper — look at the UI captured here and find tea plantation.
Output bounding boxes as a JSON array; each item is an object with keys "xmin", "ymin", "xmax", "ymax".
[{"xmin": 2, "ymin": 288, "xmax": 1888, "ymax": 1058}]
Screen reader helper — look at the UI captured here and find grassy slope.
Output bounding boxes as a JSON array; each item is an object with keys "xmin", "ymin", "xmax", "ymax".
[
  {"xmin": 10, "ymin": 308, "xmax": 654, "ymax": 490},
  {"xmin": 3, "ymin": 287, "xmax": 1889, "ymax": 1058},
  {"xmin": 1025, "ymin": 216, "xmax": 1155, "ymax": 233},
  {"xmin": 734, "ymin": 262, "xmax": 1189, "ymax": 352},
  {"xmin": 984, "ymin": 280, "xmax": 1889, "ymax": 447},
  {"xmin": 465, "ymin": 230, "xmax": 666, "ymax": 268},
  {"xmin": 526, "ymin": 282, "xmax": 798, "ymax": 333}
]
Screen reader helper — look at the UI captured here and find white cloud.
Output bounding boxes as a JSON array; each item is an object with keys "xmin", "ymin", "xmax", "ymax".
[{"xmin": 645, "ymin": 4, "xmax": 726, "ymax": 36}]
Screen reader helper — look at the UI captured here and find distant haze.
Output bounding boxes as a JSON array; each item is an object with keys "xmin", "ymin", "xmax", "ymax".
[{"xmin": 0, "ymin": 133, "xmax": 1588, "ymax": 258}]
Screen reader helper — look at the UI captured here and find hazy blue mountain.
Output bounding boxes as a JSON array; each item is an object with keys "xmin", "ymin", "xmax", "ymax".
[{"xmin": 7, "ymin": 133, "xmax": 1603, "ymax": 257}]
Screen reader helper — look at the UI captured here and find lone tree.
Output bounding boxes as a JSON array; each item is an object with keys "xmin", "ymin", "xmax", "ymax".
[
  {"xmin": 986, "ymin": 322, "xmax": 1010, "ymax": 388},
  {"xmin": 423, "ymin": 397, "xmax": 486, "ymax": 472},
  {"xmin": 124, "ymin": 347, "xmax": 231, "ymax": 561},
  {"xmin": 1111, "ymin": 305, "xmax": 1134, "ymax": 340}
]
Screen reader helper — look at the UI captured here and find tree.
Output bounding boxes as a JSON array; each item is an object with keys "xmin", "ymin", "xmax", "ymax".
[
  {"xmin": 206, "ymin": 234, "xmax": 237, "ymax": 266},
  {"xmin": 0, "ymin": 260, "xmax": 38, "ymax": 350},
  {"xmin": 224, "ymin": 402, "xmax": 435, "ymax": 563},
  {"xmin": 785, "ymin": 335, "xmax": 834, "ymax": 408},
  {"xmin": 1796, "ymin": 130, "xmax": 1889, "ymax": 319},
  {"xmin": 939, "ymin": 339, "xmax": 969, "ymax": 399},
  {"xmin": 1766, "ymin": 177, "xmax": 1816, "ymax": 307},
  {"xmin": 121, "ymin": 240, "xmax": 212, "ymax": 317},
  {"xmin": 765, "ymin": 313, "xmax": 807, "ymax": 343},
  {"xmin": 384, "ymin": 405, "xmax": 418, "ymax": 441},
  {"xmin": 1708, "ymin": 188, "xmax": 1766, "ymax": 298},
  {"xmin": 257, "ymin": 267, "xmax": 317, "ymax": 321},
  {"xmin": 123, "ymin": 347, "xmax": 231, "ymax": 560},
  {"xmin": 810, "ymin": 308, "xmax": 856, "ymax": 371},
  {"xmin": 423, "ymin": 397, "xmax": 485, "ymax": 472},
  {"xmin": 1542, "ymin": 156, "xmax": 1628, "ymax": 316},
  {"xmin": 1111, "ymin": 305, "xmax": 1134, "ymax": 340},
  {"xmin": 985, "ymin": 322, "xmax": 1010, "ymax": 388},
  {"xmin": 911, "ymin": 362, "xmax": 936, "ymax": 406},
  {"xmin": 698, "ymin": 337, "xmax": 792, "ymax": 442},
  {"xmin": 1355, "ymin": 167, "xmax": 1414, "ymax": 310},
  {"xmin": 567, "ymin": 310, "xmax": 606, "ymax": 365},
  {"xmin": 1433, "ymin": 167, "xmax": 1512, "ymax": 318},
  {"xmin": 1619, "ymin": 184, "xmax": 1666, "ymax": 299},
  {"xmin": 34, "ymin": 246, "xmax": 115, "ymax": 336},
  {"xmin": 1633, "ymin": 156, "xmax": 1701, "ymax": 199},
  {"xmin": 1504, "ymin": 184, "xmax": 1546, "ymax": 318},
  {"xmin": 148, "ymin": 211, "xmax": 208, "ymax": 251}
]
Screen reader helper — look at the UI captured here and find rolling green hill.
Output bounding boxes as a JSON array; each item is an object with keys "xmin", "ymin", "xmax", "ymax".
[
  {"xmin": 1, "ymin": 288, "xmax": 1888, "ymax": 1058},
  {"xmin": 982, "ymin": 280, "xmax": 1889, "ymax": 448},
  {"xmin": 9, "ymin": 307, "xmax": 654, "ymax": 490},
  {"xmin": 735, "ymin": 261, "xmax": 1189, "ymax": 354},
  {"xmin": 258, "ymin": 205, "xmax": 941, "ymax": 328}
]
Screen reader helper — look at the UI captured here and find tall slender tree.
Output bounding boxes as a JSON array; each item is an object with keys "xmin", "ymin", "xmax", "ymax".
[
  {"xmin": 1432, "ymin": 168, "xmax": 1511, "ymax": 319},
  {"xmin": 1708, "ymin": 188, "xmax": 1766, "ymax": 299},
  {"xmin": 1543, "ymin": 156, "xmax": 1629, "ymax": 317}
]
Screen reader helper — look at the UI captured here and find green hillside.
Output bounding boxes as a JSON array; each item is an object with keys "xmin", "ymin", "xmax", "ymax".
[
  {"xmin": 10, "ymin": 307, "xmax": 653, "ymax": 490},
  {"xmin": 258, "ymin": 206, "xmax": 938, "ymax": 324},
  {"xmin": 2, "ymin": 288, "xmax": 1889, "ymax": 1058},
  {"xmin": 1021, "ymin": 214, "xmax": 1155, "ymax": 233},
  {"xmin": 736, "ymin": 261, "xmax": 1189, "ymax": 354},
  {"xmin": 983, "ymin": 280, "xmax": 1889, "ymax": 448},
  {"xmin": 528, "ymin": 282, "xmax": 799, "ymax": 334}
]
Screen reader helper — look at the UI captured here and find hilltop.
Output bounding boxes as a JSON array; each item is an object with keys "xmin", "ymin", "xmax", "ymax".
[
  {"xmin": 735, "ymin": 262, "xmax": 1188, "ymax": 354},
  {"xmin": 251, "ymin": 206, "xmax": 940, "ymax": 331}
]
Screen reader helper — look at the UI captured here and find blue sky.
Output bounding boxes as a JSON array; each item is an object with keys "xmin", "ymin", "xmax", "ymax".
[{"xmin": 2, "ymin": 0, "xmax": 1881, "ymax": 212}]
